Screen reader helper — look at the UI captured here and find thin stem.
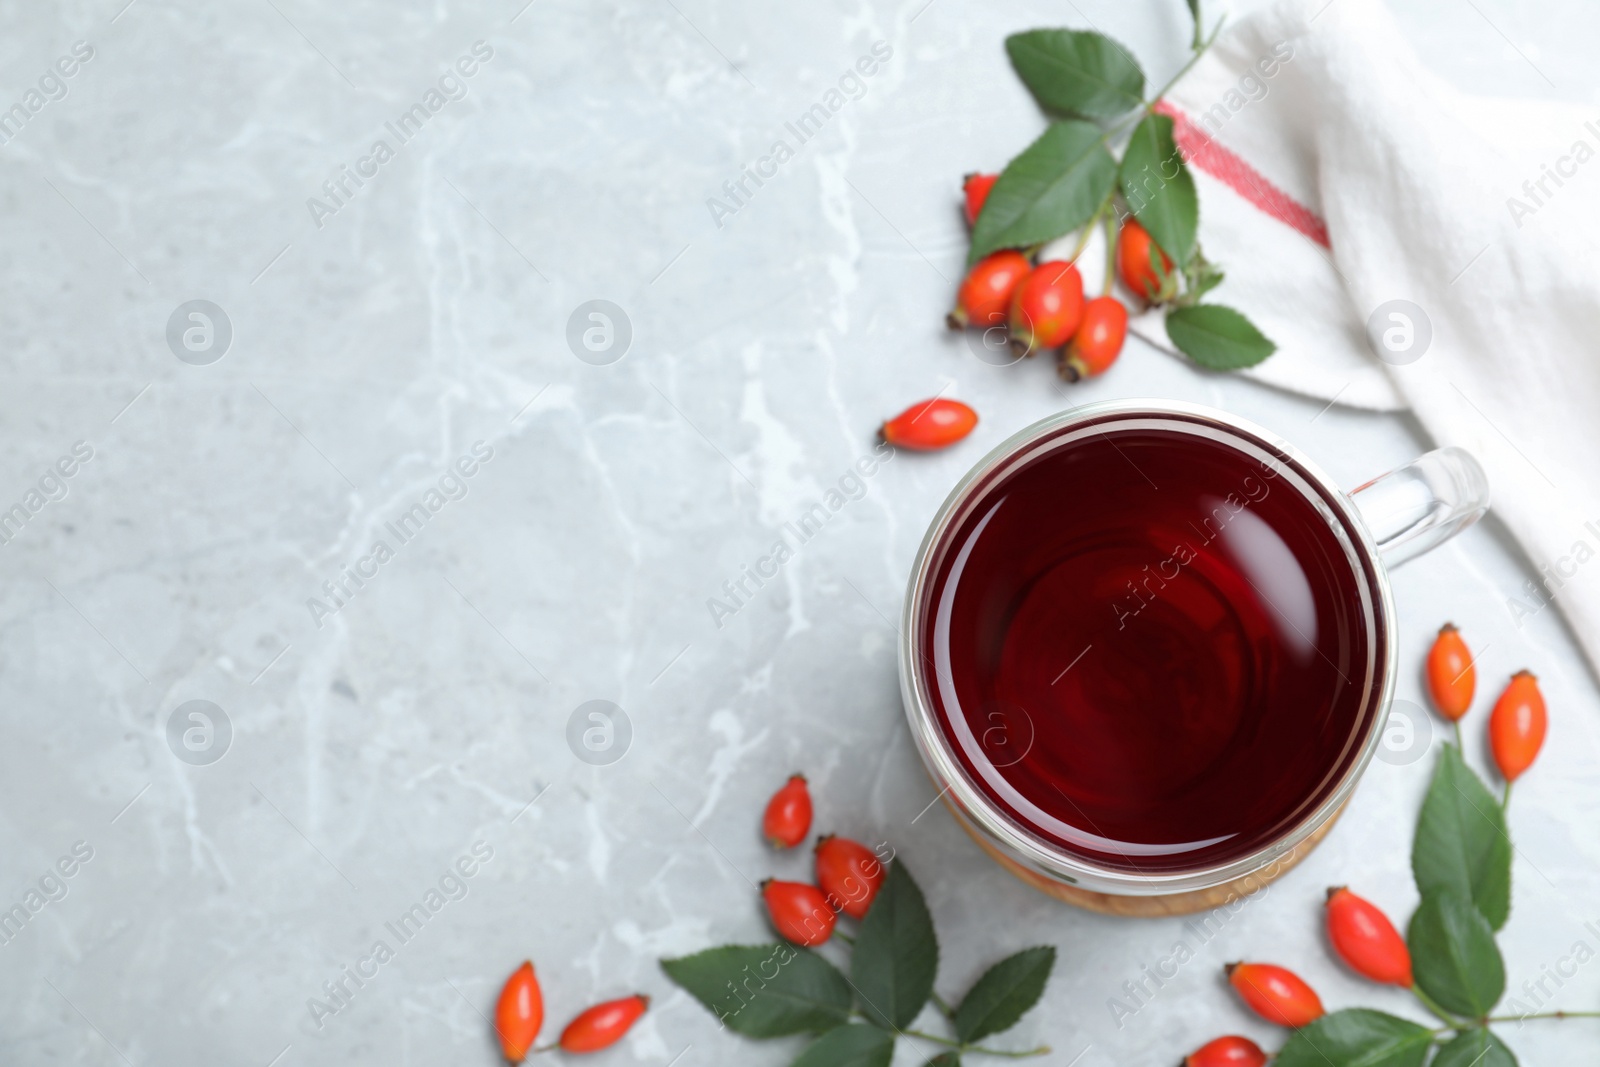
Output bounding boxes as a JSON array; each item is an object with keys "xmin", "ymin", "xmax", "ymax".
[
  {"xmin": 1487, "ymin": 1010, "xmax": 1600, "ymax": 1023},
  {"xmin": 831, "ymin": 929, "xmax": 855, "ymax": 945},
  {"xmin": 1503, "ymin": 779, "xmax": 1513, "ymax": 808},
  {"xmin": 1147, "ymin": 15, "xmax": 1226, "ymax": 109},
  {"xmin": 1102, "ymin": 211, "xmax": 1118, "ymax": 294},
  {"xmin": 1066, "ymin": 195, "xmax": 1113, "ymax": 263},
  {"xmin": 930, "ymin": 991, "xmax": 956, "ymax": 1019},
  {"xmin": 902, "ymin": 1030, "xmax": 1050, "ymax": 1058},
  {"xmin": 1453, "ymin": 720, "xmax": 1463, "ymax": 750},
  {"xmin": 1412, "ymin": 985, "xmax": 1471, "ymax": 1030},
  {"xmin": 1191, "ymin": 2, "xmax": 1205, "ymax": 52},
  {"xmin": 970, "ymin": 1044, "xmax": 1051, "ymax": 1059},
  {"xmin": 903, "ymin": 1028, "xmax": 959, "ymax": 1049}
]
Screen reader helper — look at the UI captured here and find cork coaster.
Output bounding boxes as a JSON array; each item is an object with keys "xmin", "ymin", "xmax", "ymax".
[{"xmin": 948, "ymin": 796, "xmax": 1346, "ymax": 917}]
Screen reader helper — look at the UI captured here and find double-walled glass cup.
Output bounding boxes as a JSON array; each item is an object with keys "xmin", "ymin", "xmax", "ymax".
[{"xmin": 899, "ymin": 400, "xmax": 1489, "ymax": 915}]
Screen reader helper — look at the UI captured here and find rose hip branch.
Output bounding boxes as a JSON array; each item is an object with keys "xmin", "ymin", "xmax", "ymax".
[{"xmin": 949, "ymin": 5, "xmax": 1276, "ymax": 387}]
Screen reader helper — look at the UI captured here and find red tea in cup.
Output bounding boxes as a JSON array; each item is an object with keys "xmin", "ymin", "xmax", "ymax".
[{"xmin": 907, "ymin": 406, "xmax": 1416, "ymax": 888}]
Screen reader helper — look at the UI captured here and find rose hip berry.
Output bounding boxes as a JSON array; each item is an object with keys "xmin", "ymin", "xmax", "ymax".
[
  {"xmin": 1426, "ymin": 623, "xmax": 1475, "ymax": 722},
  {"xmin": 559, "ymin": 994, "xmax": 650, "ymax": 1053},
  {"xmin": 762, "ymin": 774, "xmax": 812, "ymax": 849},
  {"xmin": 948, "ymin": 250, "xmax": 1031, "ymax": 329},
  {"xmin": 1325, "ymin": 887, "xmax": 1413, "ymax": 986},
  {"xmin": 880, "ymin": 398, "xmax": 978, "ymax": 451},
  {"xmin": 963, "ymin": 172, "xmax": 998, "ymax": 227},
  {"xmin": 1060, "ymin": 296, "xmax": 1128, "ymax": 381},
  {"xmin": 1225, "ymin": 962, "xmax": 1324, "ymax": 1027},
  {"xmin": 1184, "ymin": 1035, "xmax": 1267, "ymax": 1067},
  {"xmin": 1117, "ymin": 218, "xmax": 1174, "ymax": 302},
  {"xmin": 1008, "ymin": 260, "xmax": 1084, "ymax": 356},
  {"xmin": 1490, "ymin": 670, "xmax": 1547, "ymax": 782},
  {"xmin": 762, "ymin": 879, "xmax": 836, "ymax": 946},
  {"xmin": 814, "ymin": 835, "xmax": 886, "ymax": 920},
  {"xmin": 495, "ymin": 961, "xmax": 544, "ymax": 1063}
]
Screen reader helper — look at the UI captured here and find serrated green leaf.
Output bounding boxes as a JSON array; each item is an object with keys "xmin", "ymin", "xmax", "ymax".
[
  {"xmin": 968, "ymin": 121, "xmax": 1117, "ymax": 264},
  {"xmin": 853, "ymin": 862, "xmax": 938, "ymax": 1030},
  {"xmin": 1275, "ymin": 1009, "xmax": 1434, "ymax": 1067},
  {"xmin": 1412, "ymin": 744, "xmax": 1512, "ymax": 930},
  {"xmin": 1409, "ymin": 891, "xmax": 1506, "ymax": 1018},
  {"xmin": 1005, "ymin": 29, "xmax": 1145, "ymax": 121},
  {"xmin": 1165, "ymin": 304, "xmax": 1276, "ymax": 369},
  {"xmin": 660, "ymin": 943, "xmax": 851, "ymax": 1037},
  {"xmin": 789, "ymin": 1024, "xmax": 895, "ymax": 1067},
  {"xmin": 1120, "ymin": 114, "xmax": 1197, "ymax": 265},
  {"xmin": 954, "ymin": 946, "xmax": 1055, "ymax": 1043},
  {"xmin": 1433, "ymin": 1028, "xmax": 1516, "ymax": 1067}
]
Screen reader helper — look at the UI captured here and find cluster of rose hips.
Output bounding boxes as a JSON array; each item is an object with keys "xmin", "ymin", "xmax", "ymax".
[
  {"xmin": 492, "ymin": 964, "xmax": 648, "ymax": 1061},
  {"xmin": 1182, "ymin": 623, "xmax": 1549, "ymax": 1066},
  {"xmin": 949, "ymin": 173, "xmax": 1169, "ymax": 383},
  {"xmin": 1426, "ymin": 622, "xmax": 1547, "ymax": 785},
  {"xmin": 872, "ymin": 177, "xmax": 1175, "ymax": 456},
  {"xmin": 758, "ymin": 773, "xmax": 889, "ymax": 945},
  {"xmin": 1177, "ymin": 890, "xmax": 1427, "ymax": 1063},
  {"xmin": 488, "ymin": 775, "xmax": 889, "ymax": 1062}
]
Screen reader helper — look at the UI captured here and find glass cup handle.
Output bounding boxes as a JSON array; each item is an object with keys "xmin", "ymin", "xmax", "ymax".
[{"xmin": 1348, "ymin": 446, "xmax": 1490, "ymax": 566}]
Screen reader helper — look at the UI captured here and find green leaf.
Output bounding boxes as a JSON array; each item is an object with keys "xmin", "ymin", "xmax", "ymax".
[
  {"xmin": 1119, "ymin": 113, "xmax": 1198, "ymax": 265},
  {"xmin": 1408, "ymin": 891, "xmax": 1506, "ymax": 1018},
  {"xmin": 1005, "ymin": 30, "xmax": 1145, "ymax": 121},
  {"xmin": 852, "ymin": 861, "xmax": 939, "ymax": 1030},
  {"xmin": 925, "ymin": 1055, "xmax": 961, "ymax": 1067},
  {"xmin": 1274, "ymin": 1009, "xmax": 1435, "ymax": 1067},
  {"xmin": 1412, "ymin": 744, "xmax": 1512, "ymax": 929},
  {"xmin": 1185, "ymin": 254, "xmax": 1224, "ymax": 301},
  {"xmin": 789, "ymin": 1024, "xmax": 895, "ymax": 1067},
  {"xmin": 1433, "ymin": 1028, "xmax": 1516, "ymax": 1067},
  {"xmin": 968, "ymin": 121, "xmax": 1117, "ymax": 264},
  {"xmin": 660, "ymin": 943, "xmax": 851, "ymax": 1037},
  {"xmin": 1164, "ymin": 305, "xmax": 1276, "ymax": 369},
  {"xmin": 954, "ymin": 946, "xmax": 1055, "ymax": 1043}
]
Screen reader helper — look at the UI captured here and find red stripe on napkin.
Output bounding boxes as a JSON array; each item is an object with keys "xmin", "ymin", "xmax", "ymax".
[{"xmin": 1155, "ymin": 100, "xmax": 1332, "ymax": 249}]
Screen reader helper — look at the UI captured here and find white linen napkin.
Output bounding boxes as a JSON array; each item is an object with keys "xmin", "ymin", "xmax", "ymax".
[{"xmin": 1142, "ymin": 0, "xmax": 1600, "ymax": 674}]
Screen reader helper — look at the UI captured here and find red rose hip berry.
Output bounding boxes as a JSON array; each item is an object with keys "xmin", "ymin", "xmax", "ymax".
[
  {"xmin": 948, "ymin": 250, "xmax": 1031, "ymax": 329},
  {"xmin": 1008, "ymin": 260, "xmax": 1084, "ymax": 356},
  {"xmin": 1325, "ymin": 887, "xmax": 1412, "ymax": 986},
  {"xmin": 1490, "ymin": 670, "xmax": 1547, "ymax": 782},
  {"xmin": 559, "ymin": 994, "xmax": 650, "ymax": 1053},
  {"xmin": 1225, "ymin": 962, "xmax": 1324, "ymax": 1027},
  {"xmin": 762, "ymin": 774, "xmax": 812, "ymax": 849},
  {"xmin": 1060, "ymin": 296, "xmax": 1127, "ymax": 381},
  {"xmin": 494, "ymin": 961, "xmax": 544, "ymax": 1063},
  {"xmin": 1185, "ymin": 1035, "xmax": 1267, "ymax": 1067},
  {"xmin": 880, "ymin": 399, "xmax": 978, "ymax": 451},
  {"xmin": 814, "ymin": 835, "xmax": 886, "ymax": 920},
  {"xmin": 1426, "ymin": 623, "xmax": 1475, "ymax": 722},
  {"xmin": 762, "ymin": 880, "xmax": 835, "ymax": 946},
  {"xmin": 1117, "ymin": 218, "xmax": 1175, "ymax": 302},
  {"xmin": 963, "ymin": 172, "xmax": 998, "ymax": 227}
]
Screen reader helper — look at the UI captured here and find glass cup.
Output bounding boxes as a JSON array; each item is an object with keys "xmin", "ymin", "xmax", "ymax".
[{"xmin": 899, "ymin": 399, "xmax": 1489, "ymax": 915}]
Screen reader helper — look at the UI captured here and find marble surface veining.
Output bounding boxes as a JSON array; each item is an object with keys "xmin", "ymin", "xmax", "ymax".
[{"xmin": 1, "ymin": 0, "xmax": 1597, "ymax": 1064}]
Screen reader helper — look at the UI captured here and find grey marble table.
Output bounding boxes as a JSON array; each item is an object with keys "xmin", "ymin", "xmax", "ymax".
[{"xmin": 2, "ymin": 0, "xmax": 1597, "ymax": 1064}]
